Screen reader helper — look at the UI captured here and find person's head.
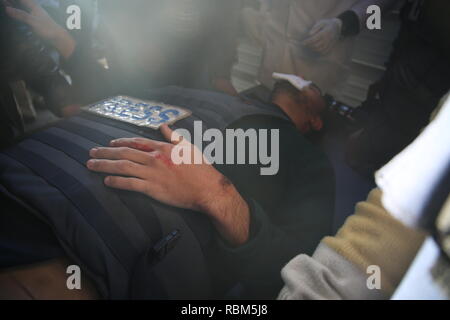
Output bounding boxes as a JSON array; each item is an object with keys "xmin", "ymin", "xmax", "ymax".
[{"xmin": 270, "ymin": 80, "xmax": 326, "ymax": 134}]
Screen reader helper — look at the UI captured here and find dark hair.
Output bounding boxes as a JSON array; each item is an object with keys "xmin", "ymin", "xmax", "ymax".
[
  {"xmin": 270, "ymin": 80, "xmax": 327, "ymax": 117},
  {"xmin": 270, "ymin": 80, "xmax": 306, "ymax": 105}
]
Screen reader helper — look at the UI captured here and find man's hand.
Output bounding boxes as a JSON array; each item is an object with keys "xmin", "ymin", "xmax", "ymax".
[
  {"xmin": 87, "ymin": 125, "xmax": 250, "ymax": 246},
  {"xmin": 4, "ymin": 0, "xmax": 76, "ymax": 59},
  {"xmin": 303, "ymin": 18, "xmax": 343, "ymax": 55},
  {"xmin": 61, "ymin": 105, "xmax": 81, "ymax": 118}
]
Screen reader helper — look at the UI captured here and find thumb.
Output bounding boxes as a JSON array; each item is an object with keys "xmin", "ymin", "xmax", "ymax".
[
  {"xmin": 160, "ymin": 124, "xmax": 185, "ymax": 145},
  {"xmin": 160, "ymin": 124, "xmax": 173, "ymax": 142}
]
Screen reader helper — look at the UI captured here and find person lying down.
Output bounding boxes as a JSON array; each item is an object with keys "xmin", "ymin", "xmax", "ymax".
[{"xmin": 0, "ymin": 80, "xmax": 334, "ymax": 300}]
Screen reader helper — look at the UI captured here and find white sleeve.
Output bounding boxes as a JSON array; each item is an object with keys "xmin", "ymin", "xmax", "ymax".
[{"xmin": 278, "ymin": 243, "xmax": 388, "ymax": 300}]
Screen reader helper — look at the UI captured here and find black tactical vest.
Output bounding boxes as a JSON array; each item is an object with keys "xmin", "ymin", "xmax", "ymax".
[{"xmin": 0, "ymin": 86, "xmax": 289, "ymax": 299}]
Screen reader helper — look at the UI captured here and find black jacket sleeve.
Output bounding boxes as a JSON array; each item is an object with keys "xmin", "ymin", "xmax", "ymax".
[{"xmin": 214, "ymin": 118, "xmax": 335, "ymax": 299}]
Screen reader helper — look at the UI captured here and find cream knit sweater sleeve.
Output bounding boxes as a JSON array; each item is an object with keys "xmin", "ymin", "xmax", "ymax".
[{"xmin": 279, "ymin": 188, "xmax": 426, "ymax": 299}]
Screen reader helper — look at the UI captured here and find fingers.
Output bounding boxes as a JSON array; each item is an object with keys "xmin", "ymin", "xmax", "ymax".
[
  {"xmin": 19, "ymin": 0, "xmax": 40, "ymax": 12},
  {"xmin": 86, "ymin": 159, "xmax": 149, "ymax": 178},
  {"xmin": 5, "ymin": 6, "xmax": 34, "ymax": 25},
  {"xmin": 303, "ymin": 31, "xmax": 329, "ymax": 54},
  {"xmin": 90, "ymin": 147, "xmax": 156, "ymax": 165},
  {"xmin": 302, "ymin": 33, "xmax": 322, "ymax": 47},
  {"xmin": 309, "ymin": 22, "xmax": 325, "ymax": 36},
  {"xmin": 104, "ymin": 176, "xmax": 148, "ymax": 194},
  {"xmin": 160, "ymin": 124, "xmax": 173, "ymax": 142},
  {"xmin": 61, "ymin": 105, "xmax": 81, "ymax": 118},
  {"xmin": 303, "ymin": 23, "xmax": 326, "ymax": 46},
  {"xmin": 110, "ymin": 137, "xmax": 162, "ymax": 152},
  {"xmin": 161, "ymin": 125, "xmax": 185, "ymax": 145},
  {"xmin": 312, "ymin": 36, "xmax": 334, "ymax": 55},
  {"xmin": 303, "ymin": 39, "xmax": 326, "ymax": 53},
  {"xmin": 304, "ymin": 19, "xmax": 339, "ymax": 54}
]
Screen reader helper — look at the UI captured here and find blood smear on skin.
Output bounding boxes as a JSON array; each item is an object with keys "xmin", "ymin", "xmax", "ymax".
[
  {"xmin": 155, "ymin": 153, "xmax": 174, "ymax": 167},
  {"xmin": 131, "ymin": 142, "xmax": 155, "ymax": 152}
]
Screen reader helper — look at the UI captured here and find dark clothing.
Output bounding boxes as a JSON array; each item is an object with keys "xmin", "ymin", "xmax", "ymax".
[
  {"xmin": 0, "ymin": 86, "xmax": 24, "ymax": 147},
  {"xmin": 211, "ymin": 114, "xmax": 335, "ymax": 299},
  {"xmin": 0, "ymin": 192, "xmax": 64, "ymax": 269},
  {"xmin": 0, "ymin": 101, "xmax": 335, "ymax": 299},
  {"xmin": 347, "ymin": 0, "xmax": 450, "ymax": 176},
  {"xmin": 0, "ymin": 1, "xmax": 79, "ymax": 146}
]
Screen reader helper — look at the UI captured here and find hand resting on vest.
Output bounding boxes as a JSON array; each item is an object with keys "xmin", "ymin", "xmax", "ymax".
[{"xmin": 87, "ymin": 124, "xmax": 250, "ymax": 247}]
